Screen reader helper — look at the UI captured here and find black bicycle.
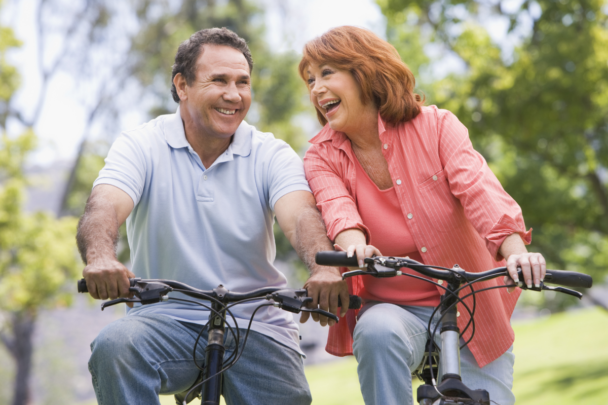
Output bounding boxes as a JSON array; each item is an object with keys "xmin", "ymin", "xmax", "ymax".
[
  {"xmin": 77, "ymin": 277, "xmax": 361, "ymax": 405},
  {"xmin": 315, "ymin": 251, "xmax": 594, "ymax": 405}
]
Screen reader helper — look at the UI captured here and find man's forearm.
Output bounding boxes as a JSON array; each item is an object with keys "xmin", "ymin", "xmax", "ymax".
[
  {"xmin": 76, "ymin": 193, "xmax": 120, "ymax": 265},
  {"xmin": 294, "ymin": 205, "xmax": 336, "ymax": 275}
]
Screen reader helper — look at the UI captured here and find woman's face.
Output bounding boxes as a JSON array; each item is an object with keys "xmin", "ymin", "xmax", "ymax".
[{"xmin": 306, "ymin": 63, "xmax": 376, "ymax": 135}]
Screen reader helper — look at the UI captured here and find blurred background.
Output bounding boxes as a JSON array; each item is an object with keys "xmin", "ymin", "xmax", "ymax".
[{"xmin": 1, "ymin": 0, "xmax": 607, "ymax": 404}]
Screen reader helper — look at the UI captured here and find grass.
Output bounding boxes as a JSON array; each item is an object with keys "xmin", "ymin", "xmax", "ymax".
[{"xmin": 157, "ymin": 307, "xmax": 608, "ymax": 405}]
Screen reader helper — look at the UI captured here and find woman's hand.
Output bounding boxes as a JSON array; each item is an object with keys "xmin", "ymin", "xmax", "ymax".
[
  {"xmin": 499, "ymin": 233, "xmax": 546, "ymax": 293},
  {"xmin": 504, "ymin": 252, "xmax": 547, "ymax": 293},
  {"xmin": 334, "ymin": 243, "xmax": 382, "ymax": 268}
]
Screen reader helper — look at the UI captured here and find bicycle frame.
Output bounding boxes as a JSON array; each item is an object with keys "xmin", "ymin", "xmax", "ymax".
[
  {"xmin": 416, "ymin": 276, "xmax": 490, "ymax": 405},
  {"xmin": 77, "ymin": 277, "xmax": 358, "ymax": 405}
]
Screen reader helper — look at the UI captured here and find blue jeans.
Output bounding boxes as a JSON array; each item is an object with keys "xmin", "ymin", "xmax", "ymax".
[
  {"xmin": 353, "ymin": 303, "xmax": 515, "ymax": 405},
  {"xmin": 88, "ymin": 314, "xmax": 311, "ymax": 405}
]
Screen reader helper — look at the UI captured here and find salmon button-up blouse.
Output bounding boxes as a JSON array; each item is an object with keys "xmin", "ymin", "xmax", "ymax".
[{"xmin": 303, "ymin": 105, "xmax": 531, "ymax": 368}]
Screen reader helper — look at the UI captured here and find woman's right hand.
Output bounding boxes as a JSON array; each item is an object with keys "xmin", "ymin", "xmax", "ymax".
[{"xmin": 334, "ymin": 243, "xmax": 381, "ymax": 269}]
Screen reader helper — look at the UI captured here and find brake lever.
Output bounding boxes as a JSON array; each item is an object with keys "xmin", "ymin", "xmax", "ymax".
[
  {"xmin": 301, "ymin": 308, "xmax": 339, "ymax": 323},
  {"xmin": 518, "ymin": 281, "xmax": 584, "ymax": 300},
  {"xmin": 543, "ymin": 285, "xmax": 583, "ymax": 300},
  {"xmin": 101, "ymin": 297, "xmax": 142, "ymax": 311}
]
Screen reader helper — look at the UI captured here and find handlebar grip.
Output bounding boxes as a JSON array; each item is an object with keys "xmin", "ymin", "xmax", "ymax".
[
  {"xmin": 316, "ymin": 251, "xmax": 359, "ymax": 267},
  {"xmin": 77, "ymin": 278, "xmax": 88, "ymax": 293},
  {"xmin": 77, "ymin": 277, "xmax": 140, "ymax": 294},
  {"xmin": 338, "ymin": 295, "xmax": 362, "ymax": 310},
  {"xmin": 544, "ymin": 270, "xmax": 593, "ymax": 289}
]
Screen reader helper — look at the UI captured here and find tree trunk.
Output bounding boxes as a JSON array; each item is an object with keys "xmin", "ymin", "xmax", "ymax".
[{"xmin": 9, "ymin": 311, "xmax": 36, "ymax": 405}]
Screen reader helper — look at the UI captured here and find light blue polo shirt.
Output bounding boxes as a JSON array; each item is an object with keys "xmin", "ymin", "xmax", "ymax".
[{"xmin": 94, "ymin": 107, "xmax": 311, "ymax": 354}]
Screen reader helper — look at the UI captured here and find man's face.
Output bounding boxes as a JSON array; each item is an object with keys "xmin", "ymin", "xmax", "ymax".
[{"xmin": 180, "ymin": 44, "xmax": 252, "ymax": 141}]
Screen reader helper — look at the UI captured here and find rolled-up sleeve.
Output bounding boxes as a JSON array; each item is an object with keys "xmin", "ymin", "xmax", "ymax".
[
  {"xmin": 437, "ymin": 110, "xmax": 532, "ymax": 260},
  {"xmin": 304, "ymin": 144, "xmax": 370, "ymax": 243}
]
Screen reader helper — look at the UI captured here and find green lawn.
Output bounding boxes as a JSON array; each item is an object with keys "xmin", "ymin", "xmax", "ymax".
[{"xmin": 158, "ymin": 307, "xmax": 608, "ymax": 405}]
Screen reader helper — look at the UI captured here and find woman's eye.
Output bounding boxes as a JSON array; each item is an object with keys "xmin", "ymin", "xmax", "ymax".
[
  {"xmin": 307, "ymin": 78, "xmax": 315, "ymax": 85},
  {"xmin": 321, "ymin": 69, "xmax": 333, "ymax": 77}
]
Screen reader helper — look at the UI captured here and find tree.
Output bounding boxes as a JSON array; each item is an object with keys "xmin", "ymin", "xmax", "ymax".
[
  {"xmin": 0, "ymin": 6, "xmax": 81, "ymax": 404},
  {"xmin": 379, "ymin": 0, "xmax": 608, "ymax": 310}
]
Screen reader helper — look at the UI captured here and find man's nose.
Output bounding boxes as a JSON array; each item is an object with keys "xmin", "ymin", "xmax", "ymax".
[{"xmin": 223, "ymin": 82, "xmax": 242, "ymax": 103}]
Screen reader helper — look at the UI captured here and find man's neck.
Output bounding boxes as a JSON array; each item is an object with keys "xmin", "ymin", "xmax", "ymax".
[{"xmin": 181, "ymin": 110, "xmax": 233, "ymax": 169}]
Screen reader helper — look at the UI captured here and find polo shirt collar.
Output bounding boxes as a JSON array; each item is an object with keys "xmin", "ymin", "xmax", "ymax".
[
  {"xmin": 163, "ymin": 106, "xmax": 251, "ymax": 157},
  {"xmin": 163, "ymin": 106, "xmax": 190, "ymax": 149}
]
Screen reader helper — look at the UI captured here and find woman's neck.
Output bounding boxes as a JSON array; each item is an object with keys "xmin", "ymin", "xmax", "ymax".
[{"xmin": 344, "ymin": 108, "xmax": 381, "ymax": 150}]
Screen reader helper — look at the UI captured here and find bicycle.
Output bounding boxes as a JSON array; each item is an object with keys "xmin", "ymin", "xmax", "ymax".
[
  {"xmin": 315, "ymin": 251, "xmax": 594, "ymax": 405},
  {"xmin": 77, "ymin": 277, "xmax": 361, "ymax": 405}
]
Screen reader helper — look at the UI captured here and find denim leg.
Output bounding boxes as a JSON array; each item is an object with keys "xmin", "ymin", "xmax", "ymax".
[
  {"xmin": 353, "ymin": 303, "xmax": 515, "ymax": 405},
  {"xmin": 89, "ymin": 314, "xmax": 310, "ymax": 405},
  {"xmin": 88, "ymin": 314, "xmax": 208, "ymax": 405},
  {"xmin": 221, "ymin": 329, "xmax": 311, "ymax": 405},
  {"xmin": 460, "ymin": 344, "xmax": 515, "ymax": 405},
  {"xmin": 353, "ymin": 303, "xmax": 433, "ymax": 405}
]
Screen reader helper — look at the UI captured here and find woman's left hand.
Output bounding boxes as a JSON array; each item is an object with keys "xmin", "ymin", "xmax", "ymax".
[{"xmin": 504, "ymin": 252, "xmax": 547, "ymax": 293}]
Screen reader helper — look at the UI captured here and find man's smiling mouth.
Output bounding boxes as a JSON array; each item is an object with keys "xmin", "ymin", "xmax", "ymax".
[{"xmin": 216, "ymin": 108, "xmax": 237, "ymax": 115}]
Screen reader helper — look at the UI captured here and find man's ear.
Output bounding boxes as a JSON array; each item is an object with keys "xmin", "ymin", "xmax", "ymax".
[{"xmin": 173, "ymin": 73, "xmax": 188, "ymax": 101}]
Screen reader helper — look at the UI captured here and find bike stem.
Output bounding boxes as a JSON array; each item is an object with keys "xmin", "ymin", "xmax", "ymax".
[
  {"xmin": 201, "ymin": 293, "xmax": 226, "ymax": 404},
  {"xmin": 439, "ymin": 277, "xmax": 462, "ymax": 381}
]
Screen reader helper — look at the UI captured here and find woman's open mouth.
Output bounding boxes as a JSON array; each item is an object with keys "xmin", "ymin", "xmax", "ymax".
[{"xmin": 321, "ymin": 99, "xmax": 341, "ymax": 115}]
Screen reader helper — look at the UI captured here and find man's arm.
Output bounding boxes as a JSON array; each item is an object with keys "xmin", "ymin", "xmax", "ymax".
[
  {"xmin": 76, "ymin": 184, "xmax": 135, "ymax": 300},
  {"xmin": 274, "ymin": 190, "xmax": 349, "ymax": 327}
]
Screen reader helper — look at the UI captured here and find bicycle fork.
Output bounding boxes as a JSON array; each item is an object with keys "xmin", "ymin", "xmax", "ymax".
[
  {"xmin": 417, "ymin": 278, "xmax": 490, "ymax": 405},
  {"xmin": 202, "ymin": 300, "xmax": 225, "ymax": 405}
]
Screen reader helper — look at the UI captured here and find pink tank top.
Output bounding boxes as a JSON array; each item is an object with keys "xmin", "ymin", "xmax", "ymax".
[{"xmin": 354, "ymin": 158, "xmax": 440, "ymax": 307}]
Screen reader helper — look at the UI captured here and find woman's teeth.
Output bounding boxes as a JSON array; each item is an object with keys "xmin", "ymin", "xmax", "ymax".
[{"xmin": 322, "ymin": 100, "xmax": 341, "ymax": 112}]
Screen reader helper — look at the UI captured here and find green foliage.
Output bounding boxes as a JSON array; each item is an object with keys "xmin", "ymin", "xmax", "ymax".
[
  {"xmin": 0, "ymin": 12, "xmax": 21, "ymax": 127},
  {"xmin": 0, "ymin": 132, "xmax": 81, "ymax": 313},
  {"xmin": 379, "ymin": 0, "xmax": 608, "ymax": 292}
]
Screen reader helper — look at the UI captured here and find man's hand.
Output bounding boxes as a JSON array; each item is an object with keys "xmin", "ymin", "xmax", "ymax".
[
  {"xmin": 274, "ymin": 190, "xmax": 352, "ymax": 327},
  {"xmin": 83, "ymin": 259, "xmax": 135, "ymax": 300},
  {"xmin": 77, "ymin": 184, "xmax": 135, "ymax": 301},
  {"xmin": 301, "ymin": 266, "xmax": 349, "ymax": 327}
]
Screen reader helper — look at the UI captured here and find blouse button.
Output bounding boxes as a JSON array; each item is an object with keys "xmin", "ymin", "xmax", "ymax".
[
  {"xmin": 407, "ymin": 213, "xmax": 413, "ymax": 219},
  {"xmin": 421, "ymin": 247, "xmax": 427, "ymax": 253},
  {"xmin": 396, "ymin": 179, "xmax": 402, "ymax": 185},
  {"xmin": 384, "ymin": 144, "xmax": 388, "ymax": 149},
  {"xmin": 432, "ymin": 175, "xmax": 438, "ymax": 181},
  {"xmin": 203, "ymin": 175, "xmax": 208, "ymax": 180}
]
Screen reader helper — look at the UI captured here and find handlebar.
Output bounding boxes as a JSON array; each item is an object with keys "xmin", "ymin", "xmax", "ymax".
[
  {"xmin": 77, "ymin": 277, "xmax": 362, "ymax": 321},
  {"xmin": 315, "ymin": 251, "xmax": 593, "ymax": 294}
]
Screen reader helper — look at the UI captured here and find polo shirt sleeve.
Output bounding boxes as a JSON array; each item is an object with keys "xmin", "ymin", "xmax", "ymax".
[
  {"xmin": 93, "ymin": 130, "xmax": 147, "ymax": 206},
  {"xmin": 264, "ymin": 139, "xmax": 311, "ymax": 210}
]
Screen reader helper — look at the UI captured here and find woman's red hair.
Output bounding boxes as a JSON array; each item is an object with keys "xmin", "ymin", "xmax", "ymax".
[{"xmin": 298, "ymin": 26, "xmax": 423, "ymax": 127}]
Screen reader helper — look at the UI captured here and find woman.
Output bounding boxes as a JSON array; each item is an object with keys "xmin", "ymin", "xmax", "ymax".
[{"xmin": 299, "ymin": 26, "xmax": 546, "ymax": 405}]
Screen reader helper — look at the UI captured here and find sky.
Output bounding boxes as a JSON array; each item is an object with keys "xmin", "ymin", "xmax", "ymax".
[{"xmin": 3, "ymin": 0, "xmax": 386, "ymax": 166}]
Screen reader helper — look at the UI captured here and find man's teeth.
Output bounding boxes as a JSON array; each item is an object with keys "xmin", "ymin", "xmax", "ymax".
[
  {"xmin": 216, "ymin": 108, "xmax": 236, "ymax": 115},
  {"xmin": 322, "ymin": 100, "xmax": 340, "ymax": 109}
]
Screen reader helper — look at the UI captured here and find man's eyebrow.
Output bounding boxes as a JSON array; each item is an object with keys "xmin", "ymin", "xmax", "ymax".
[{"xmin": 209, "ymin": 73, "xmax": 250, "ymax": 80}]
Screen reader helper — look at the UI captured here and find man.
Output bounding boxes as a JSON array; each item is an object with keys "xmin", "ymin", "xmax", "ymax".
[{"xmin": 77, "ymin": 28, "xmax": 346, "ymax": 405}]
